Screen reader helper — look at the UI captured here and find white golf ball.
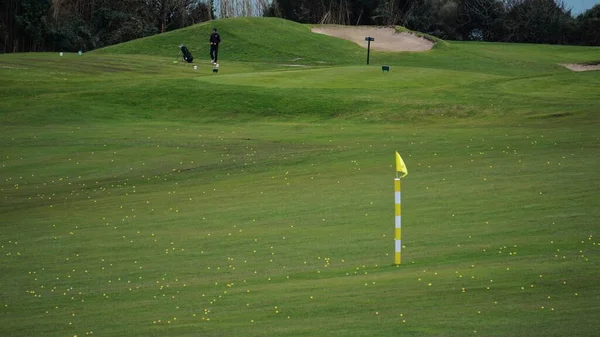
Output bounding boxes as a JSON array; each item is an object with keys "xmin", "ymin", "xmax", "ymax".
[
  {"xmin": 215, "ymin": 64, "xmax": 219, "ymax": 68},
  {"xmin": 59, "ymin": 52, "xmax": 63, "ymax": 56},
  {"xmin": 193, "ymin": 65, "xmax": 198, "ymax": 70}
]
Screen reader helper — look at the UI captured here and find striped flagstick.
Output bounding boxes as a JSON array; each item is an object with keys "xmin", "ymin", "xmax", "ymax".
[
  {"xmin": 394, "ymin": 178, "xmax": 402, "ymax": 265},
  {"xmin": 394, "ymin": 152, "xmax": 408, "ymax": 266}
]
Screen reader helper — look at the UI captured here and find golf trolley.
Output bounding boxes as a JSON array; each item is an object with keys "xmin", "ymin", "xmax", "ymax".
[{"xmin": 177, "ymin": 45, "xmax": 194, "ymax": 63}]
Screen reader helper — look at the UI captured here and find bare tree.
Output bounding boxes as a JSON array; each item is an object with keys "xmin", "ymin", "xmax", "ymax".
[
  {"xmin": 255, "ymin": 0, "xmax": 270, "ymax": 16},
  {"xmin": 373, "ymin": 0, "xmax": 404, "ymax": 26},
  {"xmin": 458, "ymin": 0, "xmax": 504, "ymax": 40}
]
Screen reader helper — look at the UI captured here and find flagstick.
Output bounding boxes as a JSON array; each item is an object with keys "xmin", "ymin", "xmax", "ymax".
[
  {"xmin": 394, "ymin": 151, "xmax": 407, "ymax": 266},
  {"xmin": 394, "ymin": 177, "xmax": 402, "ymax": 265}
]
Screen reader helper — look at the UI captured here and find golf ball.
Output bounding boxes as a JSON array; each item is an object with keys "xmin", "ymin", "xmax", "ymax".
[
  {"xmin": 59, "ymin": 52, "xmax": 63, "ymax": 56},
  {"xmin": 215, "ymin": 64, "xmax": 219, "ymax": 68},
  {"xmin": 193, "ymin": 65, "xmax": 198, "ymax": 70}
]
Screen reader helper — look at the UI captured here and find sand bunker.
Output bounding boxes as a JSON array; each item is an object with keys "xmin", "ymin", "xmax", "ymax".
[
  {"xmin": 560, "ymin": 63, "xmax": 600, "ymax": 72},
  {"xmin": 311, "ymin": 26, "xmax": 434, "ymax": 52}
]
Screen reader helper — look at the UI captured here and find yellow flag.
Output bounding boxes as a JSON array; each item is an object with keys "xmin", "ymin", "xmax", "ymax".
[{"xmin": 395, "ymin": 151, "xmax": 408, "ymax": 178}]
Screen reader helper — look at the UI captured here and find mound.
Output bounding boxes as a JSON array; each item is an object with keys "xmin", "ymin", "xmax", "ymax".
[
  {"xmin": 95, "ymin": 17, "xmax": 369, "ymax": 64},
  {"xmin": 311, "ymin": 26, "xmax": 434, "ymax": 52}
]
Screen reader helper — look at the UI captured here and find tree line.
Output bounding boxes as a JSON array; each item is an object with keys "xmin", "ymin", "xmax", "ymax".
[
  {"xmin": 265, "ymin": 0, "xmax": 600, "ymax": 45},
  {"xmin": 2, "ymin": 0, "xmax": 598, "ymax": 53},
  {"xmin": 1, "ymin": 0, "xmax": 219, "ymax": 53}
]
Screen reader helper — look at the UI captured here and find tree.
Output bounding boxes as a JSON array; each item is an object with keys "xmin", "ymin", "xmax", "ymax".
[
  {"xmin": 92, "ymin": 4, "xmax": 157, "ymax": 47},
  {"xmin": 267, "ymin": 0, "xmax": 378, "ymax": 25},
  {"xmin": 373, "ymin": 0, "xmax": 406, "ymax": 26},
  {"xmin": 1, "ymin": 0, "xmax": 20, "ymax": 52},
  {"xmin": 1, "ymin": 0, "xmax": 52, "ymax": 53},
  {"xmin": 503, "ymin": 0, "xmax": 575, "ymax": 44},
  {"xmin": 574, "ymin": 4, "xmax": 600, "ymax": 45},
  {"xmin": 457, "ymin": 0, "xmax": 505, "ymax": 40}
]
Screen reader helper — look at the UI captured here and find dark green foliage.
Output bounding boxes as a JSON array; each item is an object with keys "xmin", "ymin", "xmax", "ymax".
[
  {"xmin": 502, "ymin": 0, "xmax": 575, "ymax": 44},
  {"xmin": 1, "ymin": 0, "xmax": 51, "ymax": 52},
  {"xmin": 574, "ymin": 4, "xmax": 600, "ymax": 46},
  {"xmin": 49, "ymin": 14, "xmax": 96, "ymax": 52},
  {"xmin": 2, "ymin": 0, "xmax": 211, "ymax": 53},
  {"xmin": 92, "ymin": 7, "xmax": 158, "ymax": 48}
]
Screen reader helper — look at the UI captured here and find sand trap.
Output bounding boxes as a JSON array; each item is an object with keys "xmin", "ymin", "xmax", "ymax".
[
  {"xmin": 560, "ymin": 63, "xmax": 600, "ymax": 72},
  {"xmin": 312, "ymin": 26, "xmax": 434, "ymax": 52}
]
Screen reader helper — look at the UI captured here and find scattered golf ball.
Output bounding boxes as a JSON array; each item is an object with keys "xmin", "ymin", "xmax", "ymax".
[{"xmin": 193, "ymin": 65, "xmax": 198, "ymax": 70}]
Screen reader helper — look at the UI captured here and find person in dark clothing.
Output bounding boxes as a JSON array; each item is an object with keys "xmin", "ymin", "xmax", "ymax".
[{"xmin": 210, "ymin": 28, "xmax": 221, "ymax": 64}]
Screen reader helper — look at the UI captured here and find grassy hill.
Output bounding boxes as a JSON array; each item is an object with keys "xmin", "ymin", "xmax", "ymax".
[
  {"xmin": 1, "ymin": 17, "xmax": 599, "ymax": 337},
  {"xmin": 96, "ymin": 17, "xmax": 366, "ymax": 65}
]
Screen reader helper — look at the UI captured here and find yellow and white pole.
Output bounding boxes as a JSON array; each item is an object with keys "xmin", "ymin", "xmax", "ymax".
[
  {"xmin": 394, "ymin": 178, "xmax": 402, "ymax": 265},
  {"xmin": 394, "ymin": 151, "xmax": 408, "ymax": 266}
]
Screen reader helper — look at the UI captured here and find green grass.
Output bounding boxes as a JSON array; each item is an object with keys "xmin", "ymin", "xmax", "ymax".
[{"xmin": 1, "ymin": 17, "xmax": 599, "ymax": 337}]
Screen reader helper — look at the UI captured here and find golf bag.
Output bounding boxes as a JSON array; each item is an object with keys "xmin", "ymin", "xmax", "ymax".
[{"xmin": 179, "ymin": 45, "xmax": 194, "ymax": 63}]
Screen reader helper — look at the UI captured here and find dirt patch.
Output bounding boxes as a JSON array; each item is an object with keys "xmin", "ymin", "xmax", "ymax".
[
  {"xmin": 311, "ymin": 26, "xmax": 434, "ymax": 52},
  {"xmin": 560, "ymin": 62, "xmax": 600, "ymax": 72}
]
